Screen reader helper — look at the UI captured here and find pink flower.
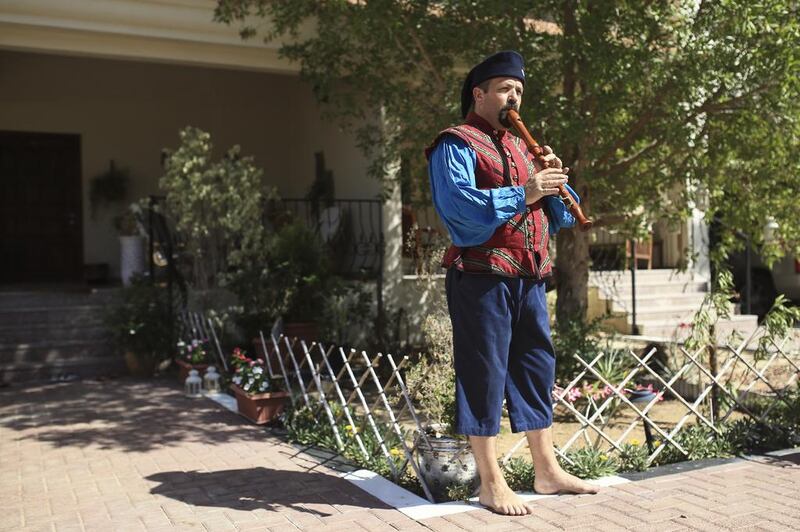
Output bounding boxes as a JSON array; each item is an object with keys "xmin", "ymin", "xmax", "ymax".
[{"xmin": 567, "ymin": 388, "xmax": 582, "ymax": 403}]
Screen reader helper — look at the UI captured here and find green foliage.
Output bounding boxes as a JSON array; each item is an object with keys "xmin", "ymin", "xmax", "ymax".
[
  {"xmin": 445, "ymin": 482, "xmax": 475, "ymax": 502},
  {"xmin": 685, "ymin": 268, "xmax": 735, "ymax": 353},
  {"xmin": 266, "ymin": 221, "xmax": 332, "ymax": 323},
  {"xmin": 284, "ymin": 404, "xmax": 408, "ymax": 477},
  {"xmin": 652, "ymin": 424, "xmax": 735, "ymax": 466},
  {"xmin": 552, "ymin": 317, "xmax": 621, "ymax": 383},
  {"xmin": 105, "ymin": 276, "xmax": 175, "ymax": 367},
  {"xmin": 159, "ymin": 126, "xmax": 270, "ymax": 292},
  {"xmin": 319, "ymin": 281, "xmax": 373, "ymax": 348},
  {"xmin": 214, "ymin": 0, "xmax": 800, "ymax": 317},
  {"xmin": 405, "ymin": 311, "xmax": 457, "ymax": 434},
  {"xmin": 502, "ymin": 456, "xmax": 536, "ymax": 491},
  {"xmin": 560, "ymin": 447, "xmax": 619, "ymax": 479},
  {"xmin": 754, "ymin": 295, "xmax": 800, "ymax": 360},
  {"xmin": 618, "ymin": 442, "xmax": 650, "ymax": 473}
]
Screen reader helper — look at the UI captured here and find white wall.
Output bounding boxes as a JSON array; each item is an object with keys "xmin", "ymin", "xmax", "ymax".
[{"xmin": 0, "ymin": 50, "xmax": 379, "ymax": 277}]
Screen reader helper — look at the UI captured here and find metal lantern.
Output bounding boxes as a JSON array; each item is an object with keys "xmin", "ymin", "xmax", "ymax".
[
  {"xmin": 203, "ymin": 366, "xmax": 221, "ymax": 394},
  {"xmin": 185, "ymin": 369, "xmax": 202, "ymax": 397}
]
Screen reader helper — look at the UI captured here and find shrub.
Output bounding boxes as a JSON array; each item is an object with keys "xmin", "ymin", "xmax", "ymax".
[{"xmin": 560, "ymin": 447, "xmax": 619, "ymax": 479}]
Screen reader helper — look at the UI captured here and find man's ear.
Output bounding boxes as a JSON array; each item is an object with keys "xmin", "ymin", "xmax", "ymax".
[{"xmin": 472, "ymin": 85, "xmax": 484, "ymax": 104}]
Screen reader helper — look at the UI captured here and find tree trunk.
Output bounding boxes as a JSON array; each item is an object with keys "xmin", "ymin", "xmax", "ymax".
[
  {"xmin": 555, "ymin": 0, "xmax": 589, "ymax": 324},
  {"xmin": 555, "ymin": 225, "xmax": 590, "ymax": 324}
]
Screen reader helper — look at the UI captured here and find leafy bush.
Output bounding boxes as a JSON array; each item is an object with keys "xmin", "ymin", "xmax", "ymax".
[
  {"xmin": 105, "ymin": 276, "xmax": 175, "ymax": 373},
  {"xmin": 160, "ymin": 127, "xmax": 269, "ymax": 292},
  {"xmin": 552, "ymin": 317, "xmax": 618, "ymax": 383},
  {"xmin": 502, "ymin": 456, "xmax": 535, "ymax": 491},
  {"xmin": 618, "ymin": 441, "xmax": 649, "ymax": 472},
  {"xmin": 560, "ymin": 447, "xmax": 619, "ymax": 479},
  {"xmin": 405, "ymin": 311, "xmax": 457, "ymax": 434}
]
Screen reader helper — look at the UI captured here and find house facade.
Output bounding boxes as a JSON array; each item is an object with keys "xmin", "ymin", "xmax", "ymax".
[{"xmin": 0, "ymin": 0, "xmax": 388, "ymax": 285}]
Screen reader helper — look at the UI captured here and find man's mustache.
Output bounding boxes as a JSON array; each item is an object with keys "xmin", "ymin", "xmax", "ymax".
[{"xmin": 499, "ymin": 102, "xmax": 519, "ymax": 128}]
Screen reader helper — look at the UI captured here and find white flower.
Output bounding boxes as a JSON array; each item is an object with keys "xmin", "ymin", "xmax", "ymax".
[
  {"xmin": 232, "ymin": 376, "xmax": 242, "ymax": 385},
  {"xmin": 191, "ymin": 339, "xmax": 199, "ymax": 347},
  {"xmin": 129, "ymin": 329, "xmax": 136, "ymax": 335},
  {"xmin": 177, "ymin": 341, "xmax": 185, "ymax": 347},
  {"xmin": 259, "ymin": 382, "xmax": 268, "ymax": 391},
  {"xmin": 244, "ymin": 383, "xmax": 251, "ymax": 391},
  {"xmin": 253, "ymin": 367, "xmax": 263, "ymax": 375}
]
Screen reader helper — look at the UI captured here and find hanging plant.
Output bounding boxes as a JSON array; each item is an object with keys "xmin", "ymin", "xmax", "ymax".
[{"xmin": 90, "ymin": 159, "xmax": 129, "ymax": 219}]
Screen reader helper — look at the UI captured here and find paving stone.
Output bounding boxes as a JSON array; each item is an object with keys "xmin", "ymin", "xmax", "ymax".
[{"xmin": 4, "ymin": 381, "xmax": 800, "ymax": 532}]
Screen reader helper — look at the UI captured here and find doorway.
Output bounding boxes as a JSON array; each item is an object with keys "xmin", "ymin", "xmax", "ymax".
[{"xmin": 0, "ymin": 131, "xmax": 83, "ymax": 283}]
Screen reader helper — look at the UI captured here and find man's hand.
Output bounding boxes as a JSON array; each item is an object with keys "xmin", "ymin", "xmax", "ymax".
[{"xmin": 524, "ymin": 166, "xmax": 568, "ymax": 205}]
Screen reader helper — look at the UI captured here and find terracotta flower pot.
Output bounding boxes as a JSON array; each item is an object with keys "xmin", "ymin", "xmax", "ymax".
[
  {"xmin": 230, "ymin": 383, "xmax": 289, "ymax": 425},
  {"xmin": 175, "ymin": 359, "xmax": 209, "ymax": 383},
  {"xmin": 283, "ymin": 322, "xmax": 319, "ymax": 344},
  {"xmin": 124, "ymin": 351, "xmax": 156, "ymax": 378},
  {"xmin": 251, "ymin": 337, "xmax": 288, "ymax": 374}
]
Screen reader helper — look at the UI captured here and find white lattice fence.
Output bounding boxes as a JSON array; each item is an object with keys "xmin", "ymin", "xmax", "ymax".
[
  {"xmin": 178, "ymin": 310, "xmax": 228, "ymax": 372},
  {"xmin": 179, "ymin": 312, "xmax": 798, "ymax": 501},
  {"xmin": 258, "ymin": 320, "xmax": 438, "ymax": 502},
  {"xmin": 501, "ymin": 328, "xmax": 800, "ymax": 467}
]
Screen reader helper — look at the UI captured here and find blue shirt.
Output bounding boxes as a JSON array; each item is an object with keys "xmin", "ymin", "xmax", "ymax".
[{"xmin": 428, "ymin": 136, "xmax": 526, "ymax": 247}]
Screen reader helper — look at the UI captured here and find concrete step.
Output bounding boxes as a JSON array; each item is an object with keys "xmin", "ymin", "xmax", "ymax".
[
  {"xmin": 0, "ymin": 305, "xmax": 107, "ymax": 327},
  {"xmin": 609, "ymin": 292, "xmax": 707, "ymax": 313},
  {"xmin": 597, "ymin": 280, "xmax": 709, "ymax": 298},
  {"xmin": 636, "ymin": 314, "xmax": 760, "ymax": 340},
  {"xmin": 590, "ymin": 269, "xmax": 696, "ymax": 284},
  {"xmin": 0, "ymin": 355, "xmax": 125, "ymax": 384},
  {"xmin": 0, "ymin": 339, "xmax": 113, "ymax": 365},
  {"xmin": 0, "ymin": 288, "xmax": 120, "ymax": 310},
  {"xmin": 0, "ymin": 324, "xmax": 109, "ymax": 345}
]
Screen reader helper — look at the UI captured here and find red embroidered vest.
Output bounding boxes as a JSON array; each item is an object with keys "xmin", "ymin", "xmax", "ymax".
[{"xmin": 426, "ymin": 113, "xmax": 552, "ymax": 279}]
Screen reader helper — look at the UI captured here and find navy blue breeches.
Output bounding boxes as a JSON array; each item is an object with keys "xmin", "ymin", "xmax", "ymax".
[{"xmin": 445, "ymin": 268, "xmax": 556, "ymax": 436}]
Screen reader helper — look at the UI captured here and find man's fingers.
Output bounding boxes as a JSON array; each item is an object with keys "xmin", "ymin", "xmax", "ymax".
[
  {"xmin": 539, "ymin": 167, "xmax": 567, "ymax": 176},
  {"xmin": 543, "ymin": 145, "xmax": 553, "ymax": 154},
  {"xmin": 543, "ymin": 187, "xmax": 560, "ymax": 196},
  {"xmin": 542, "ymin": 177, "xmax": 569, "ymax": 186},
  {"xmin": 543, "ymin": 153, "xmax": 557, "ymax": 162}
]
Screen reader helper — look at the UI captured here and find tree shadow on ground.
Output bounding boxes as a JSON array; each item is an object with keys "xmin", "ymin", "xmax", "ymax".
[
  {"xmin": 147, "ymin": 467, "xmax": 391, "ymax": 514},
  {"xmin": 748, "ymin": 452, "xmax": 800, "ymax": 467},
  {"xmin": 0, "ymin": 377, "xmax": 265, "ymax": 452}
]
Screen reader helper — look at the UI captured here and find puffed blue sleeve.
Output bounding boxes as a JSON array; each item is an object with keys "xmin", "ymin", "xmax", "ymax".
[{"xmin": 429, "ymin": 135, "xmax": 526, "ymax": 247}]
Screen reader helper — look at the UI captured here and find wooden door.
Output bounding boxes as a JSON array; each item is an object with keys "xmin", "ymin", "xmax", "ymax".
[{"xmin": 0, "ymin": 131, "xmax": 83, "ymax": 283}]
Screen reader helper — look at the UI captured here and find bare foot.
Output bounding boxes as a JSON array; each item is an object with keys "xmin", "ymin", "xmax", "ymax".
[
  {"xmin": 478, "ymin": 480, "xmax": 533, "ymax": 516},
  {"xmin": 533, "ymin": 469, "xmax": 599, "ymax": 495}
]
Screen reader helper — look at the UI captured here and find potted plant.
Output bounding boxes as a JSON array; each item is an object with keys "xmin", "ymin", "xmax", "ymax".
[
  {"xmin": 405, "ymin": 312, "xmax": 477, "ymax": 502},
  {"xmin": 114, "ymin": 205, "xmax": 145, "ymax": 286},
  {"xmin": 270, "ymin": 221, "xmax": 332, "ymax": 343},
  {"xmin": 175, "ymin": 338, "xmax": 211, "ymax": 382},
  {"xmin": 105, "ymin": 275, "xmax": 174, "ymax": 377},
  {"xmin": 229, "ymin": 347, "xmax": 289, "ymax": 424}
]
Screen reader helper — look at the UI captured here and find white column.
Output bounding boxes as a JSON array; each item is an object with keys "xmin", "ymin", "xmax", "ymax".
[
  {"xmin": 688, "ymin": 190, "xmax": 710, "ymax": 282},
  {"xmin": 380, "ymin": 107, "xmax": 404, "ymax": 313}
]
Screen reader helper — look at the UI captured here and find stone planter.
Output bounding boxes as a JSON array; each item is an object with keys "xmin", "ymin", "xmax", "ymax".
[
  {"xmin": 175, "ymin": 359, "xmax": 209, "ymax": 383},
  {"xmin": 119, "ymin": 235, "xmax": 145, "ymax": 286},
  {"xmin": 230, "ymin": 384, "xmax": 289, "ymax": 425},
  {"xmin": 416, "ymin": 429, "xmax": 477, "ymax": 502}
]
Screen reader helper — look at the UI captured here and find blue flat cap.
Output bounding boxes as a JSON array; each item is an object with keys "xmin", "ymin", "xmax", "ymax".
[{"xmin": 461, "ymin": 51, "xmax": 526, "ymax": 118}]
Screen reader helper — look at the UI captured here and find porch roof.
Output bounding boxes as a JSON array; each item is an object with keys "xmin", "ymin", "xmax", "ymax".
[{"xmin": 0, "ymin": 0, "xmax": 302, "ymax": 74}]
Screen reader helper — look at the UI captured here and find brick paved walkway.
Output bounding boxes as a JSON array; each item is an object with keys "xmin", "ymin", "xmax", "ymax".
[{"xmin": 1, "ymin": 379, "xmax": 798, "ymax": 531}]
